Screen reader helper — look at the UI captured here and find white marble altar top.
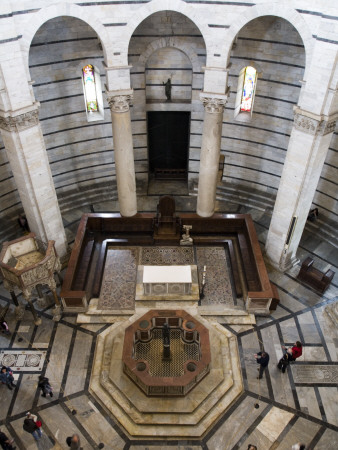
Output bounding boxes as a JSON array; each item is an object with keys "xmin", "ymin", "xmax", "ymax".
[{"xmin": 143, "ymin": 265, "xmax": 192, "ymax": 283}]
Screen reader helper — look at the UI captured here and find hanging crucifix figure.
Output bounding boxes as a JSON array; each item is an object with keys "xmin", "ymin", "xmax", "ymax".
[{"xmin": 162, "ymin": 322, "xmax": 171, "ymax": 360}]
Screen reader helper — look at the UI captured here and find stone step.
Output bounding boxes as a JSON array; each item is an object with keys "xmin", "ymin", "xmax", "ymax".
[
  {"xmin": 77, "ymin": 314, "xmax": 131, "ymax": 324},
  {"xmin": 89, "ymin": 315, "xmax": 244, "ymax": 437},
  {"xmin": 305, "ymin": 218, "xmax": 338, "ymax": 249},
  {"xmin": 200, "ymin": 314, "xmax": 256, "ymax": 325}
]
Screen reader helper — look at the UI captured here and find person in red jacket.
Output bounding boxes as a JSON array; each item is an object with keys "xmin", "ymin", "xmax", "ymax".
[
  {"xmin": 289, "ymin": 341, "xmax": 303, "ymax": 360},
  {"xmin": 277, "ymin": 341, "xmax": 302, "ymax": 373}
]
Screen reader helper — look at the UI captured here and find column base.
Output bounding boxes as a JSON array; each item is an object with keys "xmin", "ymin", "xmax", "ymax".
[
  {"xmin": 196, "ymin": 209, "xmax": 214, "ymax": 218},
  {"xmin": 52, "ymin": 305, "xmax": 62, "ymax": 322},
  {"xmin": 266, "ymin": 252, "xmax": 299, "ymax": 273}
]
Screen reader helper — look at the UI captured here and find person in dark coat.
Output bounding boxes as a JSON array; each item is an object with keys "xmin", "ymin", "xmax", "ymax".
[
  {"xmin": 0, "ymin": 429, "xmax": 16, "ymax": 450},
  {"xmin": 254, "ymin": 351, "xmax": 269, "ymax": 379},
  {"xmin": 22, "ymin": 413, "xmax": 42, "ymax": 441},
  {"xmin": 66, "ymin": 434, "xmax": 82, "ymax": 449},
  {"xmin": 0, "ymin": 367, "xmax": 16, "ymax": 390},
  {"xmin": 38, "ymin": 375, "xmax": 53, "ymax": 398},
  {"xmin": 0, "ymin": 320, "xmax": 10, "ymax": 335},
  {"xmin": 278, "ymin": 341, "xmax": 303, "ymax": 373}
]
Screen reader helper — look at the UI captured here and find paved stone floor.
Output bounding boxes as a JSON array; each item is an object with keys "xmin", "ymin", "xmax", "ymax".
[{"xmin": 0, "ymin": 198, "xmax": 337, "ymax": 449}]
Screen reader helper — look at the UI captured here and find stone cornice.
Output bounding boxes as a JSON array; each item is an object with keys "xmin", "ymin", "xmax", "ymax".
[
  {"xmin": 107, "ymin": 91, "xmax": 133, "ymax": 113},
  {"xmin": 293, "ymin": 107, "xmax": 337, "ymax": 136},
  {"xmin": 0, "ymin": 108, "xmax": 39, "ymax": 132}
]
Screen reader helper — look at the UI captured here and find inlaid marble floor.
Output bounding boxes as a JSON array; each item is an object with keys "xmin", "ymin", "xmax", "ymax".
[{"xmin": 0, "ymin": 198, "xmax": 337, "ymax": 449}]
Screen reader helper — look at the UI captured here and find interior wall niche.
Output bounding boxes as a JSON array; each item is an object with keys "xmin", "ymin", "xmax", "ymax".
[{"xmin": 145, "ymin": 47, "xmax": 192, "ymax": 103}]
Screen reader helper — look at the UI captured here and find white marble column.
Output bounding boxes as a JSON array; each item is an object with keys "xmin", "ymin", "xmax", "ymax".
[
  {"xmin": 107, "ymin": 90, "xmax": 137, "ymax": 217},
  {"xmin": 0, "ymin": 104, "xmax": 68, "ymax": 258},
  {"xmin": 197, "ymin": 94, "xmax": 227, "ymax": 217},
  {"xmin": 265, "ymin": 109, "xmax": 337, "ymax": 271}
]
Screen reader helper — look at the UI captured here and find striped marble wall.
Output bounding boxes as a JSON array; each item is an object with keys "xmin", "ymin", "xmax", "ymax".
[
  {"xmin": 29, "ymin": 16, "xmax": 116, "ymax": 213},
  {"xmin": 313, "ymin": 132, "xmax": 338, "ymax": 224},
  {"xmin": 222, "ymin": 16, "xmax": 305, "ymax": 201}
]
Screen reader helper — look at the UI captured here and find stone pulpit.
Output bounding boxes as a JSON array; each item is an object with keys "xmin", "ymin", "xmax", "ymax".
[{"xmin": 0, "ymin": 233, "xmax": 62, "ymax": 324}]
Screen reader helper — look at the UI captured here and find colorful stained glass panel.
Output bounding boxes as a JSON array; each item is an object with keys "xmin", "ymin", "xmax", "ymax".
[
  {"xmin": 240, "ymin": 66, "xmax": 257, "ymax": 112},
  {"xmin": 82, "ymin": 64, "xmax": 98, "ymax": 112}
]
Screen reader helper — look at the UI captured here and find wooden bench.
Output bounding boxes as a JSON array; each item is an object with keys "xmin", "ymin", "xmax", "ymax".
[{"xmin": 297, "ymin": 257, "xmax": 334, "ymax": 293}]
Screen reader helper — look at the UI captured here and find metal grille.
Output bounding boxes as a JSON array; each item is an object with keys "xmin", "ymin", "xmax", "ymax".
[{"xmin": 134, "ymin": 329, "xmax": 200, "ymax": 377}]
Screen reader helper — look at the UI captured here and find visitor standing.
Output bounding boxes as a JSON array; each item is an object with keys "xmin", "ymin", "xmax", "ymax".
[
  {"xmin": 277, "ymin": 341, "xmax": 303, "ymax": 373},
  {"xmin": 0, "ymin": 429, "xmax": 16, "ymax": 450},
  {"xmin": 38, "ymin": 375, "xmax": 53, "ymax": 398},
  {"xmin": 22, "ymin": 413, "xmax": 42, "ymax": 441},
  {"xmin": 0, "ymin": 320, "xmax": 10, "ymax": 335},
  {"xmin": 0, "ymin": 367, "xmax": 16, "ymax": 390},
  {"xmin": 66, "ymin": 434, "xmax": 82, "ymax": 449},
  {"xmin": 254, "ymin": 351, "xmax": 270, "ymax": 379}
]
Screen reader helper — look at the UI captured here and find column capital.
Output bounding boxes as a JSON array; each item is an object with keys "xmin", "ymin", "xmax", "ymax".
[
  {"xmin": 293, "ymin": 107, "xmax": 337, "ymax": 136},
  {"xmin": 106, "ymin": 89, "xmax": 133, "ymax": 113},
  {"xmin": 0, "ymin": 103, "xmax": 40, "ymax": 132},
  {"xmin": 200, "ymin": 92, "xmax": 228, "ymax": 114}
]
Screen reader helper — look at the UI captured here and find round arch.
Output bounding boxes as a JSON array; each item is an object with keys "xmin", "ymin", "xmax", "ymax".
[
  {"xmin": 222, "ymin": 3, "xmax": 313, "ymax": 78},
  {"xmin": 20, "ymin": 2, "xmax": 113, "ymax": 68},
  {"xmin": 123, "ymin": 0, "xmax": 210, "ymax": 65},
  {"xmin": 138, "ymin": 37, "xmax": 202, "ymax": 74}
]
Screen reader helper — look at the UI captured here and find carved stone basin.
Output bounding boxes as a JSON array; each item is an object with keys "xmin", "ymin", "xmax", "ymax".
[{"xmin": 122, "ymin": 309, "xmax": 211, "ymax": 396}]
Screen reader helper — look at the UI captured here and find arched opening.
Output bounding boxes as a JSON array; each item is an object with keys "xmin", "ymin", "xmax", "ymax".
[
  {"xmin": 29, "ymin": 16, "xmax": 114, "ymax": 216},
  {"xmin": 221, "ymin": 16, "xmax": 305, "ymax": 210},
  {"xmin": 128, "ymin": 11, "xmax": 206, "ymax": 195}
]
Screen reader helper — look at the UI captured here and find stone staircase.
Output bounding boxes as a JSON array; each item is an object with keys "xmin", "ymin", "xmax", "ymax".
[
  {"xmin": 77, "ymin": 300, "xmax": 255, "ymax": 325},
  {"xmin": 89, "ymin": 311, "xmax": 244, "ymax": 438}
]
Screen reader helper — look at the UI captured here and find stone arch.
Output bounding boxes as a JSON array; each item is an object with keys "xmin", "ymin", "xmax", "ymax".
[
  {"xmin": 123, "ymin": 0, "xmax": 209, "ymax": 65},
  {"xmin": 222, "ymin": 3, "xmax": 313, "ymax": 78},
  {"xmin": 138, "ymin": 37, "xmax": 202, "ymax": 74},
  {"xmin": 20, "ymin": 2, "xmax": 113, "ymax": 68}
]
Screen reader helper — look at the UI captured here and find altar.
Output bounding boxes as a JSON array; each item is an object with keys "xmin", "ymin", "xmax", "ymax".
[
  {"xmin": 135, "ymin": 264, "xmax": 200, "ymax": 303},
  {"xmin": 143, "ymin": 265, "xmax": 192, "ymax": 295}
]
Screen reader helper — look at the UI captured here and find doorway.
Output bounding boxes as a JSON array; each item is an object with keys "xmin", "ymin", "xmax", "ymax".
[{"xmin": 147, "ymin": 111, "xmax": 190, "ymax": 182}]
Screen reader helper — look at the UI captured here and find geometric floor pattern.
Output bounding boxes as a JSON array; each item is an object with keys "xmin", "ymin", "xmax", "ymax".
[
  {"xmin": 0, "ymin": 350, "xmax": 46, "ymax": 372},
  {"xmin": 98, "ymin": 245, "xmax": 235, "ymax": 310},
  {"xmin": 0, "ymin": 202, "xmax": 337, "ymax": 449}
]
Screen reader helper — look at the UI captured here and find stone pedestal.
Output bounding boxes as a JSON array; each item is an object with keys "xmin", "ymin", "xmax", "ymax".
[
  {"xmin": 107, "ymin": 90, "xmax": 137, "ymax": 217},
  {"xmin": 0, "ymin": 233, "xmax": 62, "ymax": 325},
  {"xmin": 197, "ymin": 94, "xmax": 227, "ymax": 217}
]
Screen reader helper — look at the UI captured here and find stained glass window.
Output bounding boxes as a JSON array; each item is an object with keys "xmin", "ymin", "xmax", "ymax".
[
  {"xmin": 82, "ymin": 64, "xmax": 98, "ymax": 112},
  {"xmin": 240, "ymin": 66, "xmax": 257, "ymax": 112}
]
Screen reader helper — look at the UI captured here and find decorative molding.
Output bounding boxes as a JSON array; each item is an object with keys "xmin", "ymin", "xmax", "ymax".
[
  {"xmin": 201, "ymin": 96, "xmax": 227, "ymax": 114},
  {"xmin": 294, "ymin": 110, "xmax": 337, "ymax": 136},
  {"xmin": 0, "ymin": 109, "xmax": 39, "ymax": 132},
  {"xmin": 107, "ymin": 94, "xmax": 133, "ymax": 113},
  {"xmin": 293, "ymin": 112, "xmax": 318, "ymax": 135},
  {"xmin": 318, "ymin": 118, "xmax": 337, "ymax": 135}
]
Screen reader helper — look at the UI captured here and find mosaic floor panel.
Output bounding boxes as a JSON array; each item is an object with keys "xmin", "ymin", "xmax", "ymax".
[
  {"xmin": 98, "ymin": 246, "xmax": 235, "ymax": 309},
  {"xmin": 196, "ymin": 246, "xmax": 235, "ymax": 306},
  {"xmin": 0, "ymin": 350, "xmax": 46, "ymax": 371},
  {"xmin": 98, "ymin": 247, "xmax": 138, "ymax": 310},
  {"xmin": 140, "ymin": 246, "xmax": 194, "ymax": 265}
]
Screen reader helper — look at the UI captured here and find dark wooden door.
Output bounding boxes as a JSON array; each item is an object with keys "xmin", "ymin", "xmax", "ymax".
[{"xmin": 147, "ymin": 112, "xmax": 190, "ymax": 177}]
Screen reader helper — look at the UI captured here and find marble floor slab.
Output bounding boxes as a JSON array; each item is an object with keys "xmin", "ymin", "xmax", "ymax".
[{"xmin": 0, "ymin": 198, "xmax": 337, "ymax": 449}]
